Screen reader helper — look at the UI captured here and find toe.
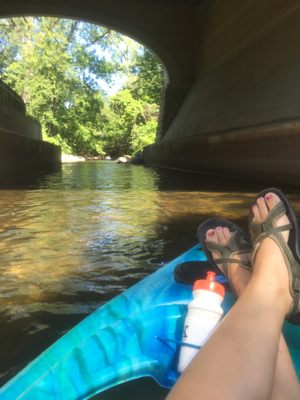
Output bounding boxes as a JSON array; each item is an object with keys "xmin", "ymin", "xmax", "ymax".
[
  {"xmin": 223, "ymin": 227, "xmax": 231, "ymax": 241},
  {"xmin": 257, "ymin": 196, "xmax": 268, "ymax": 219},
  {"xmin": 206, "ymin": 228, "xmax": 221, "ymax": 262},
  {"xmin": 264, "ymin": 192, "xmax": 290, "ymax": 241},
  {"xmin": 215, "ymin": 226, "xmax": 227, "ymax": 245},
  {"xmin": 264, "ymin": 192, "xmax": 280, "ymax": 210},
  {"xmin": 206, "ymin": 229, "xmax": 218, "ymax": 242},
  {"xmin": 252, "ymin": 204, "xmax": 261, "ymax": 223}
]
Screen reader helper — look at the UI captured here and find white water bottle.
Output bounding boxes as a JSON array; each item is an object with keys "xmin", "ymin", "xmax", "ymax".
[{"xmin": 177, "ymin": 271, "xmax": 225, "ymax": 373}]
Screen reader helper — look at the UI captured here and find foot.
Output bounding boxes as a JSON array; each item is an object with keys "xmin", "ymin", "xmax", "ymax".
[
  {"xmin": 252, "ymin": 193, "xmax": 289, "ymax": 242},
  {"xmin": 206, "ymin": 227, "xmax": 251, "ymax": 297},
  {"xmin": 251, "ymin": 192, "xmax": 297, "ymax": 316}
]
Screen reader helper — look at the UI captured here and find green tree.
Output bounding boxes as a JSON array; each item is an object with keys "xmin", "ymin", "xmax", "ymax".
[
  {"xmin": 101, "ymin": 90, "xmax": 143, "ymax": 156},
  {"xmin": 129, "ymin": 48, "xmax": 165, "ymax": 104},
  {"xmin": 0, "ymin": 17, "xmax": 120, "ymax": 155},
  {"xmin": 0, "ymin": 17, "xmax": 164, "ymax": 157},
  {"xmin": 99, "ymin": 47, "xmax": 164, "ymax": 157}
]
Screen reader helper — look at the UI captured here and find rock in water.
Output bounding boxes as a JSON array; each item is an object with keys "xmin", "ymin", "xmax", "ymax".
[
  {"xmin": 116, "ymin": 156, "xmax": 128, "ymax": 164},
  {"xmin": 61, "ymin": 154, "xmax": 85, "ymax": 163}
]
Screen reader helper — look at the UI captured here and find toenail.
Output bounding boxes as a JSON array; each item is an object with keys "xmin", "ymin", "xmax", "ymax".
[
  {"xmin": 208, "ymin": 230, "xmax": 215, "ymax": 236},
  {"xmin": 266, "ymin": 193, "xmax": 273, "ymax": 200}
]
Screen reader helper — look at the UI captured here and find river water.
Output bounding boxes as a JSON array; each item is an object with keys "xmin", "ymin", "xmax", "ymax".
[{"xmin": 1, "ymin": 161, "xmax": 299, "ymax": 399}]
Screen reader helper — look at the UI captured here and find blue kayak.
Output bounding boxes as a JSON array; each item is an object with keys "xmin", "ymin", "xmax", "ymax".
[{"xmin": 1, "ymin": 245, "xmax": 300, "ymax": 399}]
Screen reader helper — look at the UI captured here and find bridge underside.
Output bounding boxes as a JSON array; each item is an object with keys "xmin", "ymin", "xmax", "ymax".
[
  {"xmin": 144, "ymin": 0, "xmax": 300, "ymax": 187},
  {"xmin": 2, "ymin": 0, "xmax": 300, "ymax": 185}
]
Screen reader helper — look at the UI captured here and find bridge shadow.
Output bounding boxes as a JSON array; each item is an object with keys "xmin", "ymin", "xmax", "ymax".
[{"xmin": 153, "ymin": 166, "xmax": 300, "ymax": 195}]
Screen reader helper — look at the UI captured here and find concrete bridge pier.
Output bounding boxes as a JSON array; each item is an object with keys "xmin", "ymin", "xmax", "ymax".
[{"xmin": 157, "ymin": 85, "xmax": 190, "ymax": 140}]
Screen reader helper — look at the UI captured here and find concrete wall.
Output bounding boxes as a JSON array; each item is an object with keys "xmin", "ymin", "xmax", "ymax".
[
  {"xmin": 0, "ymin": 79, "xmax": 42, "ymax": 140},
  {"xmin": 0, "ymin": 80, "xmax": 60, "ymax": 182},
  {"xmin": 164, "ymin": 0, "xmax": 300, "ymax": 141},
  {"xmin": 0, "ymin": 79, "xmax": 25, "ymax": 113},
  {"xmin": 144, "ymin": 120, "xmax": 300, "ymax": 187},
  {"xmin": 144, "ymin": 0, "xmax": 300, "ymax": 186},
  {"xmin": 0, "ymin": 105, "xmax": 42, "ymax": 141},
  {"xmin": 0, "ymin": 129, "xmax": 61, "ymax": 183}
]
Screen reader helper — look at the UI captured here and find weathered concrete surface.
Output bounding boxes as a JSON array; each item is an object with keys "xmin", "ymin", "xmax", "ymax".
[
  {"xmin": 144, "ymin": 120, "xmax": 300, "ymax": 187},
  {"xmin": 0, "ymin": 79, "xmax": 25, "ymax": 113},
  {"xmin": 165, "ymin": 1, "xmax": 300, "ymax": 140},
  {"xmin": 0, "ymin": 129, "xmax": 61, "ymax": 183},
  {"xmin": 0, "ymin": 106, "xmax": 42, "ymax": 141},
  {"xmin": 0, "ymin": 79, "xmax": 60, "ymax": 182},
  {"xmin": 145, "ymin": 0, "xmax": 300, "ymax": 186},
  {"xmin": 0, "ymin": 79, "xmax": 42, "ymax": 141}
]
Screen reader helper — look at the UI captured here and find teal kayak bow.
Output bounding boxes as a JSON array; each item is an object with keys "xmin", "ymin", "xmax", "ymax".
[{"xmin": 1, "ymin": 245, "xmax": 300, "ymax": 399}]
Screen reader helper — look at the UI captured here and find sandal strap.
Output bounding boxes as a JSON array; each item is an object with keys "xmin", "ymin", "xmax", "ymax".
[
  {"xmin": 287, "ymin": 248, "xmax": 300, "ymax": 319},
  {"xmin": 214, "ymin": 258, "xmax": 251, "ymax": 271},
  {"xmin": 250, "ymin": 201, "xmax": 291, "ymax": 241},
  {"xmin": 205, "ymin": 231, "xmax": 251, "ymax": 273},
  {"xmin": 250, "ymin": 201, "xmax": 294, "ymax": 262},
  {"xmin": 288, "ymin": 290, "xmax": 300, "ymax": 319},
  {"xmin": 206, "ymin": 231, "xmax": 250, "ymax": 253}
]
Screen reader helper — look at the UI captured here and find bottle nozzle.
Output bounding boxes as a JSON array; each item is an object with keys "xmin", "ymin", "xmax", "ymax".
[
  {"xmin": 206, "ymin": 271, "xmax": 216, "ymax": 282},
  {"xmin": 193, "ymin": 270, "xmax": 225, "ymax": 298}
]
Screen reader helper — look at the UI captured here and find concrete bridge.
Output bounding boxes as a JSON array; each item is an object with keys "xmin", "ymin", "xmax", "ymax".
[{"xmin": 2, "ymin": 0, "xmax": 300, "ymax": 185}]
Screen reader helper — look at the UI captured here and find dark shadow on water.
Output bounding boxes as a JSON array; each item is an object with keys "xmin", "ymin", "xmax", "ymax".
[
  {"xmin": 0, "ymin": 165, "xmax": 62, "ymax": 189},
  {"xmin": 0, "ymin": 311, "xmax": 84, "ymax": 384},
  {"xmin": 153, "ymin": 166, "xmax": 300, "ymax": 195},
  {"xmin": 92, "ymin": 378, "xmax": 169, "ymax": 400},
  {"xmin": 1, "ymin": 161, "xmax": 299, "ymax": 194}
]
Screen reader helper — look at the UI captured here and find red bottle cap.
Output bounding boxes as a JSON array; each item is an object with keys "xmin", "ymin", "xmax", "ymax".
[{"xmin": 193, "ymin": 271, "xmax": 225, "ymax": 298}]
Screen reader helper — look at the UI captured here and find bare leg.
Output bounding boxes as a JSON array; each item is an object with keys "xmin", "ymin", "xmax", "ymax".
[
  {"xmin": 212, "ymin": 226, "xmax": 300, "ymax": 399},
  {"xmin": 271, "ymin": 337, "xmax": 300, "ymax": 400},
  {"xmin": 232, "ymin": 273, "xmax": 300, "ymax": 400},
  {"xmin": 252, "ymin": 194, "xmax": 300, "ymax": 400},
  {"xmin": 167, "ymin": 192, "xmax": 300, "ymax": 400}
]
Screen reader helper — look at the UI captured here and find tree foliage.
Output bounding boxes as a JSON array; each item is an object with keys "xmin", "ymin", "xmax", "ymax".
[
  {"xmin": 129, "ymin": 48, "xmax": 165, "ymax": 104},
  {"xmin": 0, "ymin": 17, "xmax": 164, "ymax": 157}
]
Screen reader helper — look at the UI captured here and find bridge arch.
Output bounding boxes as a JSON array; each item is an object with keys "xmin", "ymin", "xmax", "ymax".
[{"xmin": 0, "ymin": 1, "xmax": 196, "ymax": 138}]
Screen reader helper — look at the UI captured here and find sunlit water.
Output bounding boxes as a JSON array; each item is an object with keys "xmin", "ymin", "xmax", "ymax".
[{"xmin": 1, "ymin": 161, "xmax": 300, "ymax": 398}]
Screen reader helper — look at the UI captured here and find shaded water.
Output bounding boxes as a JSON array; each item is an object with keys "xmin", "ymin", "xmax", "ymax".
[{"xmin": 1, "ymin": 161, "xmax": 300, "ymax": 398}]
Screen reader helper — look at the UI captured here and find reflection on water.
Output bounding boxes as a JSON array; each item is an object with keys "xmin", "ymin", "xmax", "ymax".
[{"xmin": 1, "ymin": 161, "xmax": 300, "ymax": 397}]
